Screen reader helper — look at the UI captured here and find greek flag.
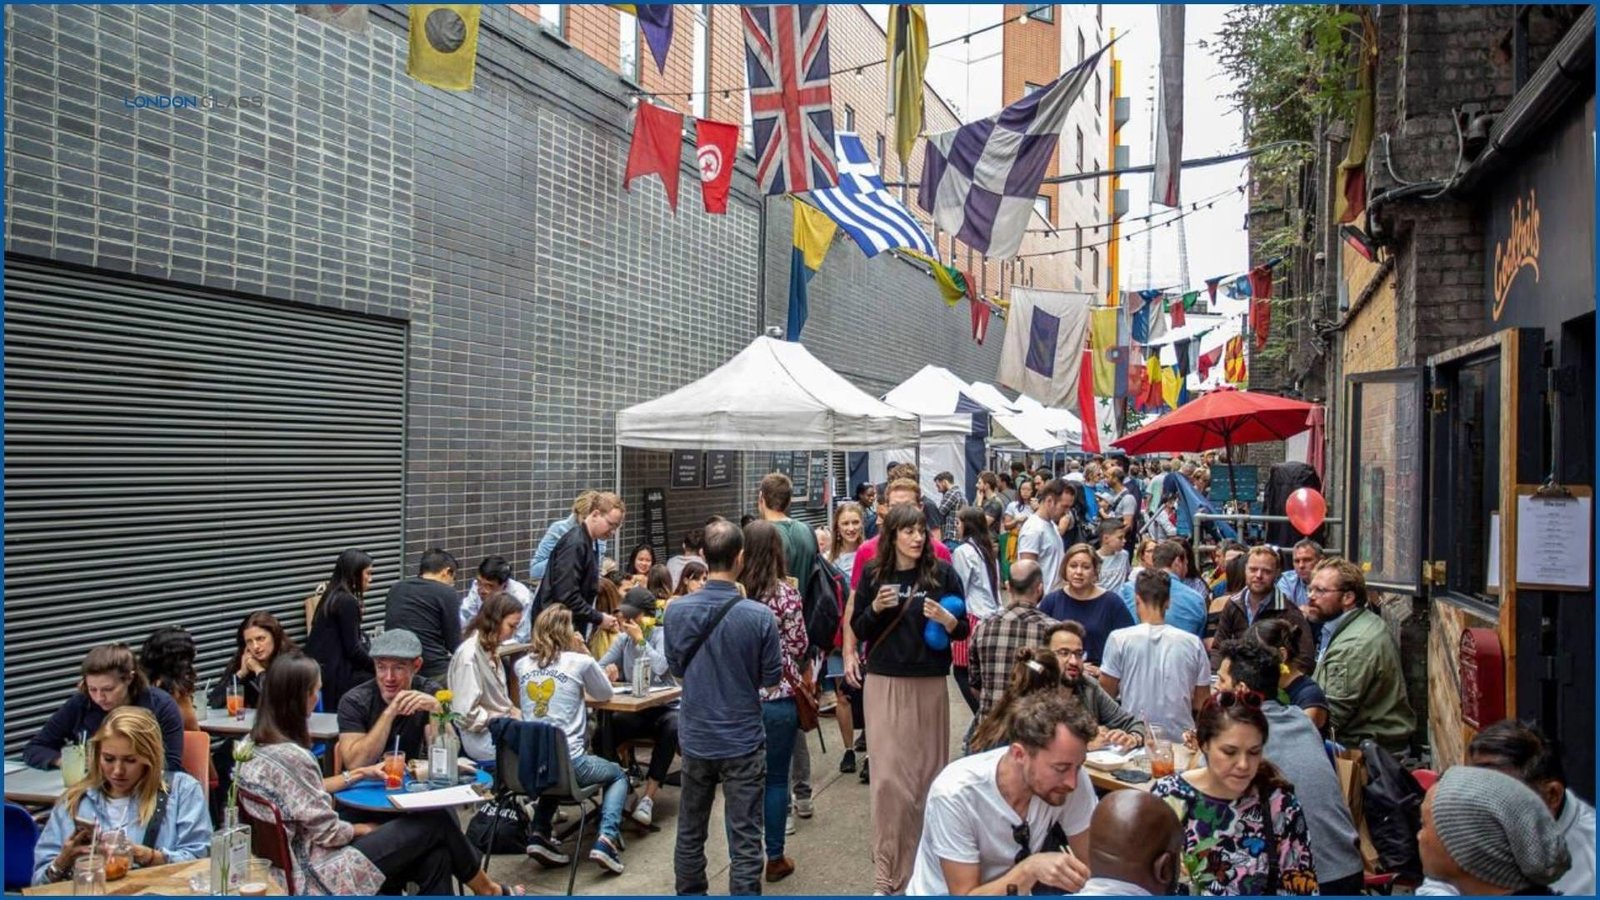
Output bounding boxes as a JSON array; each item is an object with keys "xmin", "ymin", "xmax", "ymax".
[{"xmin": 806, "ymin": 132, "xmax": 935, "ymax": 258}]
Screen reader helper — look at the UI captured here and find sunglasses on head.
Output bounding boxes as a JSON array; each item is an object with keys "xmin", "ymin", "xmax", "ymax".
[{"xmin": 1214, "ymin": 688, "xmax": 1264, "ymax": 710}]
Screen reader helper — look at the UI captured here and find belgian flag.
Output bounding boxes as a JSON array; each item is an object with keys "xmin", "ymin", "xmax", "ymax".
[{"xmin": 408, "ymin": 5, "xmax": 481, "ymax": 91}]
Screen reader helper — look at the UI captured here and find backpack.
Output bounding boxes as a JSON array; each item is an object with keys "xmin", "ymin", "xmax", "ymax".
[
  {"xmin": 802, "ymin": 550, "xmax": 845, "ymax": 655},
  {"xmin": 1359, "ymin": 739, "xmax": 1425, "ymax": 881}
]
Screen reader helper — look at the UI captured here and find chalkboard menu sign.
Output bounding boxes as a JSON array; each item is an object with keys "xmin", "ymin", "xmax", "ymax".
[
  {"xmin": 671, "ymin": 450, "xmax": 703, "ymax": 489},
  {"xmin": 1208, "ymin": 465, "xmax": 1261, "ymax": 505},
  {"xmin": 789, "ymin": 452, "xmax": 811, "ymax": 501},
  {"xmin": 808, "ymin": 453, "xmax": 829, "ymax": 509},
  {"xmin": 770, "ymin": 452, "xmax": 794, "ymax": 478},
  {"xmin": 705, "ymin": 451, "xmax": 734, "ymax": 487},
  {"xmin": 642, "ymin": 488, "xmax": 668, "ymax": 560}
]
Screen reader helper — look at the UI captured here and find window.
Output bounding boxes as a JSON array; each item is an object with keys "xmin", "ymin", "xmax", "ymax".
[
  {"xmin": 1078, "ymin": 29, "xmax": 1086, "ymax": 63},
  {"xmin": 619, "ymin": 11, "xmax": 639, "ymax": 82},
  {"xmin": 1034, "ymin": 194, "xmax": 1053, "ymax": 225},
  {"xmin": 540, "ymin": 3, "xmax": 565, "ymax": 36},
  {"xmin": 1076, "ymin": 127, "xmax": 1085, "ymax": 193},
  {"xmin": 1093, "ymin": 160, "xmax": 1101, "ymax": 200},
  {"xmin": 1094, "ymin": 73, "xmax": 1102, "ymax": 113},
  {"xmin": 1097, "ymin": 4, "xmax": 1103, "ymax": 27},
  {"xmin": 876, "ymin": 133, "xmax": 886, "ymax": 165},
  {"xmin": 1024, "ymin": 81, "xmax": 1047, "ymax": 98},
  {"xmin": 844, "ymin": 104, "xmax": 856, "ymax": 132},
  {"xmin": 1091, "ymin": 247, "xmax": 1100, "ymax": 286},
  {"xmin": 1075, "ymin": 226, "xmax": 1083, "ymax": 266},
  {"xmin": 1025, "ymin": 4, "xmax": 1054, "ymax": 24},
  {"xmin": 691, "ymin": 5, "xmax": 709, "ymax": 118}
]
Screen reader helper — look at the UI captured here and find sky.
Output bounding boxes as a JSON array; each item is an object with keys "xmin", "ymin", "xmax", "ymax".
[{"xmin": 867, "ymin": 4, "xmax": 1252, "ymax": 293}]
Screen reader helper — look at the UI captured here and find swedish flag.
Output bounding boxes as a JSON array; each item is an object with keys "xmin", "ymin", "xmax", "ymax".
[{"xmin": 408, "ymin": 5, "xmax": 481, "ymax": 91}]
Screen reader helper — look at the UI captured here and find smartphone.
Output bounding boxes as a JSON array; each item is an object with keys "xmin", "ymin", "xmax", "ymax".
[{"xmin": 72, "ymin": 816, "xmax": 95, "ymax": 836}]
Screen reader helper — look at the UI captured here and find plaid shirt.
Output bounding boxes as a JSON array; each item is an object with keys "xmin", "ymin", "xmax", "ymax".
[
  {"xmin": 937, "ymin": 487, "xmax": 965, "ymax": 534},
  {"xmin": 968, "ymin": 602, "xmax": 1057, "ymax": 720}
]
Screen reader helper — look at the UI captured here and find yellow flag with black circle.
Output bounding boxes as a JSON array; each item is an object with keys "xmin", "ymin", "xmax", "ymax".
[{"xmin": 408, "ymin": 5, "xmax": 481, "ymax": 91}]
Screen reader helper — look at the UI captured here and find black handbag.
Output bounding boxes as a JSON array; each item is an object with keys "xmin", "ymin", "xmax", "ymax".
[{"xmin": 467, "ymin": 796, "xmax": 530, "ymax": 854}]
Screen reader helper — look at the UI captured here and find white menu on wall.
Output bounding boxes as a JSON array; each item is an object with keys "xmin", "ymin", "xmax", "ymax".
[{"xmin": 1514, "ymin": 494, "xmax": 1593, "ymax": 589}]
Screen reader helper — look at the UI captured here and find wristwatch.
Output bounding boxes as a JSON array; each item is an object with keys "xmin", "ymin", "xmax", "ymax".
[{"xmin": 341, "ymin": 770, "xmax": 353, "ymax": 787}]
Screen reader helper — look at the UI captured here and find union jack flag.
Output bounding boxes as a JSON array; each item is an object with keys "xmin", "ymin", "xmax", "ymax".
[{"xmin": 742, "ymin": 5, "xmax": 838, "ymax": 195}]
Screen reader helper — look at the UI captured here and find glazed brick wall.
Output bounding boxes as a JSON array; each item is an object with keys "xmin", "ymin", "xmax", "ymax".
[{"xmin": 2, "ymin": 3, "xmax": 762, "ymax": 584}]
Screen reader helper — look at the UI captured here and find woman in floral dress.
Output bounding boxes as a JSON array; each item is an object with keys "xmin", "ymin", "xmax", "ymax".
[{"xmin": 1151, "ymin": 688, "xmax": 1319, "ymax": 895}]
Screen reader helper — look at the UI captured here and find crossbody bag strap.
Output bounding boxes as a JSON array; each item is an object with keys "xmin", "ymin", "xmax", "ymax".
[
  {"xmin": 863, "ymin": 594, "xmax": 914, "ymax": 662},
  {"xmin": 680, "ymin": 596, "xmax": 742, "ymax": 674},
  {"xmin": 1256, "ymin": 781, "xmax": 1280, "ymax": 895}
]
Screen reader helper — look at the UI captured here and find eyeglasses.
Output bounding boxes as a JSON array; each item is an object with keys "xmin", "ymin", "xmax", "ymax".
[
  {"xmin": 1053, "ymin": 648, "xmax": 1086, "ymax": 660},
  {"xmin": 1306, "ymin": 585, "xmax": 1349, "ymax": 597},
  {"xmin": 1011, "ymin": 821, "xmax": 1031, "ymax": 865},
  {"xmin": 1214, "ymin": 688, "xmax": 1265, "ymax": 710}
]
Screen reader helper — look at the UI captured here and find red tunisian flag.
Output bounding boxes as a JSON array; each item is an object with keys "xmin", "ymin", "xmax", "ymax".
[
  {"xmin": 694, "ymin": 118, "xmax": 740, "ymax": 214},
  {"xmin": 1078, "ymin": 349, "xmax": 1102, "ymax": 453},
  {"xmin": 624, "ymin": 101, "xmax": 683, "ymax": 211}
]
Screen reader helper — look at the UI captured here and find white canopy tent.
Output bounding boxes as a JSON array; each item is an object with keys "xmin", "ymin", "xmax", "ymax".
[{"xmin": 615, "ymin": 336, "xmax": 920, "ymax": 452}]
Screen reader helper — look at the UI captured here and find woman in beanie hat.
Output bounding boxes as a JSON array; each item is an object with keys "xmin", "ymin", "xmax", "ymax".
[{"xmin": 1417, "ymin": 766, "xmax": 1571, "ymax": 896}]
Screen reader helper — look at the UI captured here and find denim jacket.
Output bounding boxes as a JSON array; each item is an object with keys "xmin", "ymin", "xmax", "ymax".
[{"xmin": 33, "ymin": 772, "xmax": 211, "ymax": 885}]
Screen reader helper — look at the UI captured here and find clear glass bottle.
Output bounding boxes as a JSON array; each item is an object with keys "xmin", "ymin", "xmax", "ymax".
[
  {"xmin": 428, "ymin": 730, "xmax": 459, "ymax": 788},
  {"xmin": 209, "ymin": 806, "xmax": 252, "ymax": 896}
]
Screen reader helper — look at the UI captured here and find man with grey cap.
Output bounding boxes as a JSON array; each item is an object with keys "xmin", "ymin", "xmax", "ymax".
[
  {"xmin": 336, "ymin": 629, "xmax": 444, "ymax": 769},
  {"xmin": 1415, "ymin": 766, "xmax": 1571, "ymax": 896}
]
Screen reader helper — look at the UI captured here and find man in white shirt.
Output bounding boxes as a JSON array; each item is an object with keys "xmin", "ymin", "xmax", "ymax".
[
  {"xmin": 1080, "ymin": 790, "xmax": 1184, "ymax": 896},
  {"xmin": 1099, "ymin": 569, "xmax": 1212, "ymax": 736},
  {"xmin": 459, "ymin": 555, "xmax": 535, "ymax": 643},
  {"xmin": 907, "ymin": 691, "xmax": 1097, "ymax": 896},
  {"xmin": 1016, "ymin": 478, "xmax": 1068, "ymax": 594},
  {"xmin": 1418, "ymin": 719, "xmax": 1595, "ymax": 897}
]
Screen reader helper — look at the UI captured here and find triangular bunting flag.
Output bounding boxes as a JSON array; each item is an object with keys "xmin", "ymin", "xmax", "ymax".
[
  {"xmin": 624, "ymin": 101, "xmax": 684, "ymax": 210},
  {"xmin": 1198, "ymin": 344, "xmax": 1224, "ymax": 381},
  {"xmin": 970, "ymin": 295, "xmax": 991, "ymax": 345},
  {"xmin": 1205, "ymin": 276, "xmax": 1223, "ymax": 302},
  {"xmin": 612, "ymin": 5, "xmax": 675, "ymax": 74}
]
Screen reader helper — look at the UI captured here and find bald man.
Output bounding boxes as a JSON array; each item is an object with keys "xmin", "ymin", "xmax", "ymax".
[{"xmin": 1081, "ymin": 791, "xmax": 1184, "ymax": 896}]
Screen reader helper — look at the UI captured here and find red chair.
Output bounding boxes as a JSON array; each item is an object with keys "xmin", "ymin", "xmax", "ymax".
[
  {"xmin": 235, "ymin": 787, "xmax": 297, "ymax": 895},
  {"xmin": 1412, "ymin": 768, "xmax": 1440, "ymax": 791}
]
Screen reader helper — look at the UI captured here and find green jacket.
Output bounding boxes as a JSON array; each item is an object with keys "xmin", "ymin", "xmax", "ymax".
[{"xmin": 1320, "ymin": 606, "xmax": 1414, "ymax": 753}]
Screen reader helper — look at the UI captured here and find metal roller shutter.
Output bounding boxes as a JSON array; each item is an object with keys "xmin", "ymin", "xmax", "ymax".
[{"xmin": 3, "ymin": 258, "xmax": 406, "ymax": 754}]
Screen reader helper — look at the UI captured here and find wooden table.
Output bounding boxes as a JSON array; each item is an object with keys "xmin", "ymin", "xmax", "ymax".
[
  {"xmin": 5, "ymin": 761, "xmax": 67, "ymax": 806},
  {"xmin": 587, "ymin": 685, "xmax": 682, "ymax": 714},
  {"xmin": 1088, "ymin": 766, "xmax": 1157, "ymax": 793},
  {"xmin": 23, "ymin": 858, "xmax": 284, "ymax": 896},
  {"xmin": 200, "ymin": 710, "xmax": 341, "ymax": 740}
]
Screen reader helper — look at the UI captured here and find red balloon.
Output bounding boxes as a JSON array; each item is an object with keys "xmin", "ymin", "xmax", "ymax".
[{"xmin": 1285, "ymin": 488, "xmax": 1327, "ymax": 536}]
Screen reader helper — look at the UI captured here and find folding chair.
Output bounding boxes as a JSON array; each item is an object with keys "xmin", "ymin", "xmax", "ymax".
[
  {"xmin": 494, "ymin": 734, "xmax": 601, "ymax": 896},
  {"xmin": 235, "ymin": 787, "xmax": 298, "ymax": 895}
]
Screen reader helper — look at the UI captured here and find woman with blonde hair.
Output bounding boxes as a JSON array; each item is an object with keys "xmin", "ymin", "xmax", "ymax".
[
  {"xmin": 32, "ymin": 707, "xmax": 210, "ymax": 885},
  {"xmin": 588, "ymin": 577, "xmax": 623, "ymax": 659},
  {"xmin": 514, "ymin": 606, "xmax": 631, "ymax": 875},
  {"xmin": 448, "ymin": 593, "xmax": 524, "ymax": 763}
]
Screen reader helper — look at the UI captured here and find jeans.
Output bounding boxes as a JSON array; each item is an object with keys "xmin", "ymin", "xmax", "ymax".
[
  {"xmin": 352, "ymin": 809, "xmax": 481, "ymax": 896},
  {"xmin": 600, "ymin": 707, "xmax": 681, "ymax": 785},
  {"xmin": 532, "ymin": 753, "xmax": 629, "ymax": 843},
  {"xmin": 675, "ymin": 748, "xmax": 765, "ymax": 895},
  {"xmin": 761, "ymin": 699, "xmax": 799, "ymax": 861}
]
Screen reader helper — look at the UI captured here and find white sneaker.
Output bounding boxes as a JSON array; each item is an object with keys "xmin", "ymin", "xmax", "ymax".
[
  {"xmin": 794, "ymin": 796, "xmax": 814, "ymax": 819},
  {"xmin": 631, "ymin": 795, "xmax": 654, "ymax": 826},
  {"xmin": 785, "ymin": 814, "xmax": 796, "ymax": 835}
]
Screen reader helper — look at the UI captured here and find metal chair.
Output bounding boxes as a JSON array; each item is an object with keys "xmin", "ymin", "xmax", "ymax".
[
  {"xmin": 234, "ymin": 786, "xmax": 297, "ymax": 895},
  {"xmin": 4, "ymin": 802, "xmax": 39, "ymax": 891},
  {"xmin": 494, "ymin": 733, "xmax": 601, "ymax": 896}
]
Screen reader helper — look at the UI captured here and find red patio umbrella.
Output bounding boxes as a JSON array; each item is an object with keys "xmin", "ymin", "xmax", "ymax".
[{"xmin": 1112, "ymin": 388, "xmax": 1319, "ymax": 500}]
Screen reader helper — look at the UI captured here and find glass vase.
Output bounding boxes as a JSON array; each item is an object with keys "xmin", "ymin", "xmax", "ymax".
[
  {"xmin": 209, "ymin": 806, "xmax": 252, "ymax": 896},
  {"xmin": 428, "ymin": 729, "xmax": 459, "ymax": 788}
]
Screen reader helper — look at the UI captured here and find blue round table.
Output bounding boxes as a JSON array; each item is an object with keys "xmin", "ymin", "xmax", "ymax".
[{"xmin": 333, "ymin": 767, "xmax": 492, "ymax": 813}]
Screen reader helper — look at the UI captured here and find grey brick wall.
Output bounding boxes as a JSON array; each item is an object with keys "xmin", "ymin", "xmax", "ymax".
[{"xmin": 5, "ymin": 3, "xmax": 1018, "ymax": 588}]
